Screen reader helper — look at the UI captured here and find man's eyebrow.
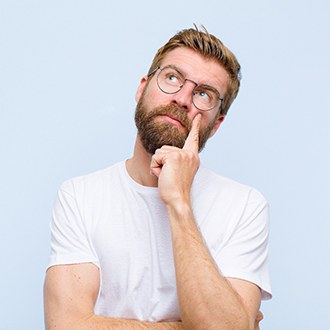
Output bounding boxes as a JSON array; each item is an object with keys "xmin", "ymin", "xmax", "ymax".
[
  {"xmin": 165, "ymin": 64, "xmax": 185, "ymax": 76},
  {"xmin": 163, "ymin": 64, "xmax": 223, "ymax": 97}
]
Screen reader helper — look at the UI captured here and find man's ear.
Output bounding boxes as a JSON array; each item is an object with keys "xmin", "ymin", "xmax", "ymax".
[
  {"xmin": 135, "ymin": 76, "xmax": 148, "ymax": 103},
  {"xmin": 209, "ymin": 115, "xmax": 226, "ymax": 137}
]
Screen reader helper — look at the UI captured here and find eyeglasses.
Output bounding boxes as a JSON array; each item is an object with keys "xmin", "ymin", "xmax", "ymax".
[{"xmin": 148, "ymin": 65, "xmax": 223, "ymax": 112}]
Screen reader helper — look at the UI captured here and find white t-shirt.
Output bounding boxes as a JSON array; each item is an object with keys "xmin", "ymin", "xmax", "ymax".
[{"xmin": 48, "ymin": 161, "xmax": 272, "ymax": 322}]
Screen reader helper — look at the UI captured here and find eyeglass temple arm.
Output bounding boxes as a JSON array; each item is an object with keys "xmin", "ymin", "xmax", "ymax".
[{"xmin": 147, "ymin": 67, "xmax": 160, "ymax": 77}]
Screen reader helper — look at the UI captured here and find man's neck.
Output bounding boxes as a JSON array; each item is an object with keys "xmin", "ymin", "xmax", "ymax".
[{"xmin": 126, "ymin": 136, "xmax": 159, "ymax": 187}]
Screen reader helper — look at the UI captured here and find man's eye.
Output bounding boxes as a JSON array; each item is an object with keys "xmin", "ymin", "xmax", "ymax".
[
  {"xmin": 198, "ymin": 91, "xmax": 210, "ymax": 100},
  {"xmin": 167, "ymin": 74, "xmax": 178, "ymax": 83}
]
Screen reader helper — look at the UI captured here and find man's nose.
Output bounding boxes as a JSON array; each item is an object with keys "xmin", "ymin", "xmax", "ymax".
[{"xmin": 171, "ymin": 79, "xmax": 196, "ymax": 111}]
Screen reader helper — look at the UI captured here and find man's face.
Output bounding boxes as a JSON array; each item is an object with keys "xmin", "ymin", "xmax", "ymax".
[
  {"xmin": 135, "ymin": 47, "xmax": 229, "ymax": 155},
  {"xmin": 135, "ymin": 93, "xmax": 219, "ymax": 154}
]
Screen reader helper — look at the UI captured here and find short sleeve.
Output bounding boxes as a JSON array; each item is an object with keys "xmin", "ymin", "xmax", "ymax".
[
  {"xmin": 215, "ymin": 189, "xmax": 272, "ymax": 300},
  {"xmin": 47, "ymin": 180, "xmax": 99, "ymax": 269}
]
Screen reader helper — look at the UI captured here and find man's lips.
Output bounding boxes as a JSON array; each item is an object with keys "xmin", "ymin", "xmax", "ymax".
[{"xmin": 158, "ymin": 114, "xmax": 184, "ymax": 127}]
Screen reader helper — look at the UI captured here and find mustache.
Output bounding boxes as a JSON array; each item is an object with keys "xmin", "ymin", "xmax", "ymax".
[{"xmin": 147, "ymin": 104, "xmax": 192, "ymax": 131}]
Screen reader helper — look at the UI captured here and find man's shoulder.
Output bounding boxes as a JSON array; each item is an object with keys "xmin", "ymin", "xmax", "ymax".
[
  {"xmin": 195, "ymin": 165, "xmax": 267, "ymax": 203},
  {"xmin": 196, "ymin": 165, "xmax": 250, "ymax": 190},
  {"xmin": 59, "ymin": 161, "xmax": 124, "ymax": 194}
]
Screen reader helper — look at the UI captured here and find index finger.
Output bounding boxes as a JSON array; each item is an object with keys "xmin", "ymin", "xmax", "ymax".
[{"xmin": 183, "ymin": 114, "xmax": 201, "ymax": 153}]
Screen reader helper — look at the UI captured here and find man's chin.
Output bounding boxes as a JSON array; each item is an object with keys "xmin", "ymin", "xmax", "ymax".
[{"xmin": 139, "ymin": 131, "xmax": 187, "ymax": 154}]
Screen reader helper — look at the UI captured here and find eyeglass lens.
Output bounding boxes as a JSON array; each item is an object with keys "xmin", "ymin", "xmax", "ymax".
[{"xmin": 157, "ymin": 66, "xmax": 221, "ymax": 111}]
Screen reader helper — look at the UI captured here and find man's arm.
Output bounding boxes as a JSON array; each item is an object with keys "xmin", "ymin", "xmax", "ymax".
[
  {"xmin": 167, "ymin": 205, "xmax": 260, "ymax": 330},
  {"xmin": 150, "ymin": 114, "xmax": 262, "ymax": 330},
  {"xmin": 44, "ymin": 263, "xmax": 183, "ymax": 330}
]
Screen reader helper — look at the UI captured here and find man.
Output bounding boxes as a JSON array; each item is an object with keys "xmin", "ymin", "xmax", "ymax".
[{"xmin": 44, "ymin": 26, "xmax": 271, "ymax": 329}]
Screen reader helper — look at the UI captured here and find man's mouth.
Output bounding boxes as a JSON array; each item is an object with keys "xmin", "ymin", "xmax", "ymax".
[{"xmin": 158, "ymin": 114, "xmax": 184, "ymax": 128}]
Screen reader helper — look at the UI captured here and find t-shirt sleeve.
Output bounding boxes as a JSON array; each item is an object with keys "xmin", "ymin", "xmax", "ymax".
[
  {"xmin": 47, "ymin": 180, "xmax": 99, "ymax": 269},
  {"xmin": 215, "ymin": 189, "xmax": 272, "ymax": 300}
]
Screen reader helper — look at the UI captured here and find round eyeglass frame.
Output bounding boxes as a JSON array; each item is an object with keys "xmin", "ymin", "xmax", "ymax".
[{"xmin": 148, "ymin": 66, "xmax": 224, "ymax": 112}]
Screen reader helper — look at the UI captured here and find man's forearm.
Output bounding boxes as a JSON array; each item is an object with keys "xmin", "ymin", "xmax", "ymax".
[
  {"xmin": 44, "ymin": 264, "xmax": 183, "ymax": 330},
  {"xmin": 48, "ymin": 315, "xmax": 182, "ymax": 330},
  {"xmin": 168, "ymin": 204, "xmax": 249, "ymax": 330},
  {"xmin": 85, "ymin": 316, "xmax": 182, "ymax": 330}
]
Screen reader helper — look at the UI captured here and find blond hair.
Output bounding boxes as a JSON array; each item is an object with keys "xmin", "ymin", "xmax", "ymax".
[{"xmin": 148, "ymin": 25, "xmax": 241, "ymax": 115}]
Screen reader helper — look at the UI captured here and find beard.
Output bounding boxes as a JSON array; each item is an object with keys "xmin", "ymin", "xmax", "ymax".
[{"xmin": 135, "ymin": 94, "xmax": 218, "ymax": 155}]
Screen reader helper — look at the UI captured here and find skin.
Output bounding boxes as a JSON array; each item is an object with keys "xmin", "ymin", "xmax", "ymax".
[{"xmin": 44, "ymin": 47, "xmax": 264, "ymax": 329}]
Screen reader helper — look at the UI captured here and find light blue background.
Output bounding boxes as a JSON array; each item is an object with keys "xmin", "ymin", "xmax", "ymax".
[{"xmin": 1, "ymin": 1, "xmax": 329, "ymax": 329}]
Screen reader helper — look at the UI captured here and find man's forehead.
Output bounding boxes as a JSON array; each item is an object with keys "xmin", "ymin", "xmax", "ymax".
[{"xmin": 160, "ymin": 47, "xmax": 229, "ymax": 93}]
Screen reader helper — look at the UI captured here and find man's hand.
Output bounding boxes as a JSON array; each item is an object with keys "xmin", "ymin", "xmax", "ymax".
[{"xmin": 150, "ymin": 114, "xmax": 202, "ymax": 206}]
